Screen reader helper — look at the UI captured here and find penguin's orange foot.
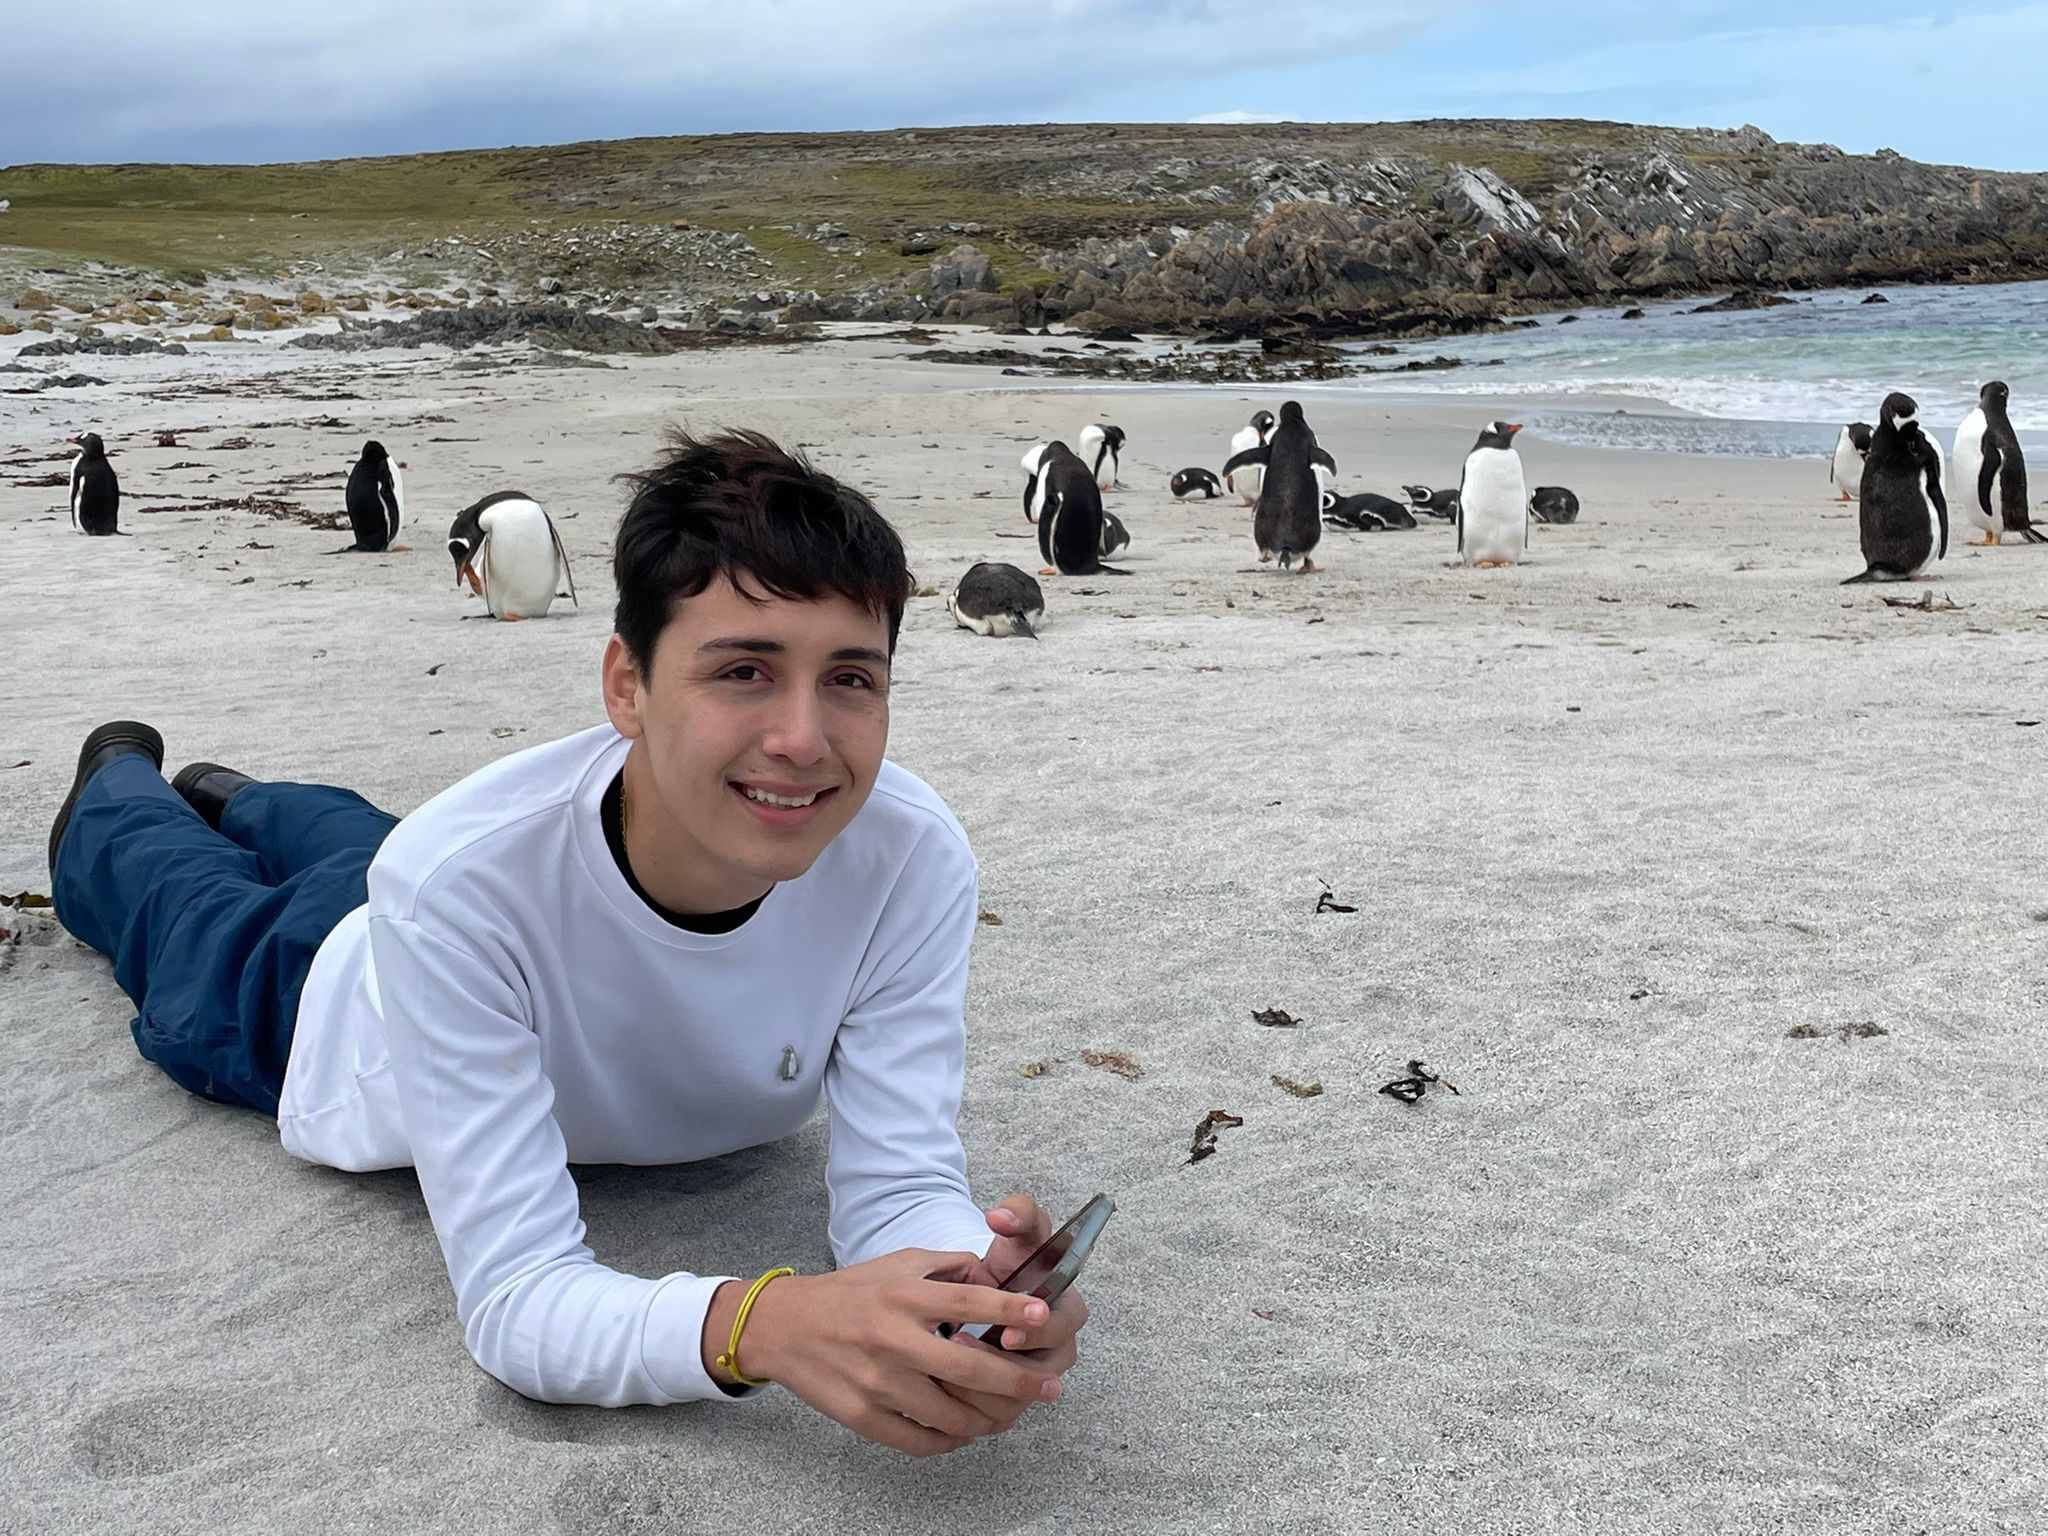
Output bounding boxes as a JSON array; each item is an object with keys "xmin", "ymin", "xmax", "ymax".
[
  {"xmin": 1039, "ymin": 566, "xmax": 1056, "ymax": 577},
  {"xmin": 502, "ymin": 612, "xmax": 526, "ymax": 621},
  {"xmin": 1299, "ymin": 558, "xmax": 1320, "ymax": 574},
  {"xmin": 1837, "ymin": 491, "xmax": 1852, "ymax": 502},
  {"xmin": 1990, "ymin": 531, "xmax": 2003, "ymax": 546},
  {"xmin": 1257, "ymin": 552, "xmax": 1273, "ymax": 563}
]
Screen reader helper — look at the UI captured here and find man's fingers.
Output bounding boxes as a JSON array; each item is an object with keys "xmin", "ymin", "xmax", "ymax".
[
  {"xmin": 893, "ymin": 1377, "xmax": 1005, "ymax": 1442},
  {"xmin": 990, "ymin": 1193, "xmax": 1050, "ymax": 1246},
  {"xmin": 923, "ymin": 1277, "xmax": 1051, "ymax": 1334},
  {"xmin": 918, "ymin": 1329, "xmax": 1063, "ymax": 1401},
  {"xmin": 860, "ymin": 1411, "xmax": 975, "ymax": 1459},
  {"xmin": 997, "ymin": 1287, "xmax": 1089, "ymax": 1353}
]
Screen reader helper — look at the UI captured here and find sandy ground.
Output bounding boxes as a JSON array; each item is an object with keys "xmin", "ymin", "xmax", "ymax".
[{"xmin": 2, "ymin": 332, "xmax": 2044, "ymax": 1535}]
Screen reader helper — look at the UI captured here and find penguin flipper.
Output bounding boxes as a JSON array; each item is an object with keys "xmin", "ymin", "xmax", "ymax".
[
  {"xmin": 1220, "ymin": 446, "xmax": 1271, "ymax": 477},
  {"xmin": 550, "ymin": 519, "xmax": 580, "ymax": 606},
  {"xmin": 1011, "ymin": 611, "xmax": 1038, "ymax": 640},
  {"xmin": 1977, "ymin": 444, "xmax": 2001, "ymax": 521},
  {"xmin": 1311, "ymin": 446, "xmax": 1337, "ymax": 475}
]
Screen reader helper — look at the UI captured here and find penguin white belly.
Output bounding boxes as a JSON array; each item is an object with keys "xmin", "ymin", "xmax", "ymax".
[
  {"xmin": 388, "ymin": 464, "xmax": 406, "ymax": 541},
  {"xmin": 68, "ymin": 455, "xmax": 83, "ymax": 530},
  {"xmin": 1460, "ymin": 450, "xmax": 1527, "ymax": 566},
  {"xmin": 1951, "ymin": 411, "xmax": 1995, "ymax": 537},
  {"xmin": 478, "ymin": 501, "xmax": 564, "ymax": 619},
  {"xmin": 1226, "ymin": 426, "xmax": 1264, "ymax": 502},
  {"xmin": 1831, "ymin": 432, "xmax": 1865, "ymax": 500},
  {"xmin": 1913, "ymin": 472, "xmax": 1942, "ymax": 576}
]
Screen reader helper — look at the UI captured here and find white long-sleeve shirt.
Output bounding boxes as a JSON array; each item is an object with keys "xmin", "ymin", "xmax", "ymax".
[{"xmin": 278, "ymin": 725, "xmax": 994, "ymax": 1406}]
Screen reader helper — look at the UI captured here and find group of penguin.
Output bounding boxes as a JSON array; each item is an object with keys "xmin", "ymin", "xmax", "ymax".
[
  {"xmin": 948, "ymin": 403, "xmax": 1580, "ymax": 638},
  {"xmin": 63, "ymin": 434, "xmax": 577, "ymax": 621},
  {"xmin": 1829, "ymin": 380, "xmax": 2040, "ymax": 584}
]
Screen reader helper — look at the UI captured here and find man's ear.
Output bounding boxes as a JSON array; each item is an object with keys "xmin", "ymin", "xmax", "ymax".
[{"xmin": 600, "ymin": 634, "xmax": 647, "ymax": 741}]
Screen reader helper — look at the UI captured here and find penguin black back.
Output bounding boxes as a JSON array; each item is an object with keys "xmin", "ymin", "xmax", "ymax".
[
  {"xmin": 1977, "ymin": 382, "xmax": 2041, "ymax": 542},
  {"xmin": 344, "ymin": 439, "xmax": 402, "ymax": 552},
  {"xmin": 1035, "ymin": 442, "xmax": 1125, "ymax": 576},
  {"xmin": 1845, "ymin": 392, "xmax": 1948, "ymax": 584},
  {"xmin": 1222, "ymin": 400, "xmax": 1337, "ymax": 571},
  {"xmin": 68, "ymin": 432, "xmax": 121, "ymax": 536}
]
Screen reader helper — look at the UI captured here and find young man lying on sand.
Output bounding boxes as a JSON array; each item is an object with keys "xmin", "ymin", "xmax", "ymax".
[{"xmin": 46, "ymin": 430, "xmax": 1085, "ymax": 1457}]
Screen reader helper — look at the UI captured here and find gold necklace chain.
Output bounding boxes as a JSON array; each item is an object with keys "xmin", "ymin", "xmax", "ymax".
[{"xmin": 620, "ymin": 772, "xmax": 631, "ymax": 844}]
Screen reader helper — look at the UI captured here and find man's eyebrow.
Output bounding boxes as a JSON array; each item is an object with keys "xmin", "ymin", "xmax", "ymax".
[{"xmin": 697, "ymin": 637, "xmax": 890, "ymax": 666}]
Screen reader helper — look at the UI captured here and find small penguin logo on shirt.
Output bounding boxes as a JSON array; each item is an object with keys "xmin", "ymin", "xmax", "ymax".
[{"xmin": 778, "ymin": 1046, "xmax": 800, "ymax": 1082}]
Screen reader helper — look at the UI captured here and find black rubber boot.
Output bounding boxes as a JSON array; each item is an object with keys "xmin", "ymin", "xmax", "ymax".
[
  {"xmin": 170, "ymin": 762, "xmax": 260, "ymax": 831},
  {"xmin": 49, "ymin": 721, "xmax": 166, "ymax": 876}
]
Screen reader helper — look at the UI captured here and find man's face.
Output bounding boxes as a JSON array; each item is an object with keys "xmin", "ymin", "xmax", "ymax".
[{"xmin": 602, "ymin": 575, "xmax": 893, "ymax": 912}]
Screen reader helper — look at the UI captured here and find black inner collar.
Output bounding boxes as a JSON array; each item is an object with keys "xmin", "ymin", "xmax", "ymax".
[{"xmin": 601, "ymin": 770, "xmax": 764, "ymax": 935}]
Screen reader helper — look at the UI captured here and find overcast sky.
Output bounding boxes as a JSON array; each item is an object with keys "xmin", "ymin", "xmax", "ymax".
[{"xmin": 7, "ymin": 2, "xmax": 2044, "ymax": 171}]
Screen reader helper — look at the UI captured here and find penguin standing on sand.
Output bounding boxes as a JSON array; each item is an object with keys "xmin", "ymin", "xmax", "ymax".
[
  {"xmin": 1844, "ymin": 392, "xmax": 1947, "ymax": 584},
  {"xmin": 948, "ymin": 562, "xmax": 1044, "ymax": 638},
  {"xmin": 340, "ymin": 439, "xmax": 405, "ymax": 552},
  {"xmin": 1952, "ymin": 382, "xmax": 2041, "ymax": 545},
  {"xmin": 1077, "ymin": 423, "xmax": 1125, "ymax": 490},
  {"xmin": 446, "ymin": 492, "xmax": 578, "ymax": 620},
  {"xmin": 67, "ymin": 433, "xmax": 120, "ymax": 536},
  {"xmin": 1457, "ymin": 421, "xmax": 1528, "ymax": 568},
  {"xmin": 1021, "ymin": 442, "xmax": 1052, "ymax": 525},
  {"xmin": 1171, "ymin": 468, "xmax": 1223, "ymax": 500},
  {"xmin": 1831, "ymin": 423, "xmax": 1873, "ymax": 503},
  {"xmin": 1221, "ymin": 400, "xmax": 1337, "ymax": 572},
  {"xmin": 1031, "ymin": 441, "xmax": 1127, "ymax": 577},
  {"xmin": 1225, "ymin": 410, "xmax": 1276, "ymax": 504}
]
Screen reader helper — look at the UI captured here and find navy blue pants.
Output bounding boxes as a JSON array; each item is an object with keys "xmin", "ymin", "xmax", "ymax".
[{"xmin": 52, "ymin": 758, "xmax": 397, "ymax": 1116}]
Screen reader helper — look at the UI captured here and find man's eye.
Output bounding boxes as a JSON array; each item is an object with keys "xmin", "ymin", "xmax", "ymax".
[
  {"xmin": 832, "ymin": 672, "xmax": 874, "ymax": 689},
  {"xmin": 724, "ymin": 665, "xmax": 764, "ymax": 682}
]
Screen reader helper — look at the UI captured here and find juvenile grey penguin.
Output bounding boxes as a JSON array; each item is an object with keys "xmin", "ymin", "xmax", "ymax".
[
  {"xmin": 67, "ymin": 433, "xmax": 121, "ymax": 536},
  {"xmin": 1831, "ymin": 423, "xmax": 1873, "ymax": 503},
  {"xmin": 1171, "ymin": 468, "xmax": 1223, "ymax": 499},
  {"xmin": 948, "ymin": 562, "xmax": 1045, "ymax": 638},
  {"xmin": 1844, "ymin": 392, "xmax": 1948, "ymax": 584},
  {"xmin": 1032, "ymin": 441, "xmax": 1127, "ymax": 576},
  {"xmin": 447, "ymin": 491, "xmax": 579, "ymax": 619},
  {"xmin": 341, "ymin": 439, "xmax": 405, "ymax": 552},
  {"xmin": 1221, "ymin": 400, "xmax": 1337, "ymax": 572},
  {"xmin": 1529, "ymin": 486, "xmax": 1581, "ymax": 524},
  {"xmin": 1077, "ymin": 423, "xmax": 1125, "ymax": 490},
  {"xmin": 1951, "ymin": 382, "xmax": 2040, "ymax": 545}
]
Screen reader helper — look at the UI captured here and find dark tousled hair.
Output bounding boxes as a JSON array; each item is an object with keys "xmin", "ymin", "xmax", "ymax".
[{"xmin": 612, "ymin": 429, "xmax": 913, "ymax": 674}]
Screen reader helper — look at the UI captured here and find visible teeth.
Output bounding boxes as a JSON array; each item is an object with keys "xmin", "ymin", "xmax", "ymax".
[{"xmin": 742, "ymin": 786, "xmax": 819, "ymax": 809}]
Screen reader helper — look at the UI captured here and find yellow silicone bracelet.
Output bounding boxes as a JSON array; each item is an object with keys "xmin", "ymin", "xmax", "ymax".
[{"xmin": 717, "ymin": 1267, "xmax": 795, "ymax": 1388}]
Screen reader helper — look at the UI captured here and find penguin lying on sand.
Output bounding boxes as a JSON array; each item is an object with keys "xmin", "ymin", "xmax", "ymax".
[
  {"xmin": 1953, "ymin": 382, "xmax": 2041, "ymax": 545},
  {"xmin": 1321, "ymin": 490, "xmax": 1413, "ymax": 531},
  {"xmin": 447, "ymin": 492, "xmax": 579, "ymax": 619},
  {"xmin": 1402, "ymin": 483, "xmax": 1460, "ymax": 521},
  {"xmin": 948, "ymin": 562, "xmax": 1044, "ymax": 638},
  {"xmin": 1099, "ymin": 510, "xmax": 1130, "ymax": 560},
  {"xmin": 1529, "ymin": 486, "xmax": 1580, "ymax": 524},
  {"xmin": 1171, "ymin": 468, "xmax": 1223, "ymax": 500},
  {"xmin": 1843, "ymin": 392, "xmax": 1947, "ymax": 584}
]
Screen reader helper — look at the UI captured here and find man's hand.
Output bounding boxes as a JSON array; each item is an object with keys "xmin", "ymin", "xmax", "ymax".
[
  {"xmin": 934, "ymin": 1195, "xmax": 1090, "ymax": 1435},
  {"xmin": 723, "ymin": 1248, "xmax": 1065, "ymax": 1458}
]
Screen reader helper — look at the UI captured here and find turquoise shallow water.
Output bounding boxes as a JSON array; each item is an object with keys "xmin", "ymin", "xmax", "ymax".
[{"xmin": 1333, "ymin": 280, "xmax": 2048, "ymax": 459}]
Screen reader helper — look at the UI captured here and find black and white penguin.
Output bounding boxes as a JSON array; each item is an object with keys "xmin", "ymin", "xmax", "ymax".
[
  {"xmin": 1226, "ymin": 410, "xmax": 1276, "ymax": 504},
  {"xmin": 1020, "ymin": 442, "xmax": 1052, "ymax": 526},
  {"xmin": 1032, "ymin": 441, "xmax": 1127, "ymax": 576},
  {"xmin": 1221, "ymin": 400, "xmax": 1336, "ymax": 572},
  {"xmin": 1843, "ymin": 392, "xmax": 1948, "ymax": 584},
  {"xmin": 1401, "ymin": 483, "xmax": 1460, "ymax": 521},
  {"xmin": 948, "ymin": 562, "xmax": 1044, "ymax": 638},
  {"xmin": 67, "ymin": 433, "xmax": 120, "ymax": 536},
  {"xmin": 1077, "ymin": 423, "xmax": 1125, "ymax": 490},
  {"xmin": 1457, "ymin": 421, "xmax": 1528, "ymax": 568},
  {"xmin": 341, "ymin": 439, "xmax": 405, "ymax": 552},
  {"xmin": 1099, "ymin": 509, "xmax": 1130, "ymax": 560},
  {"xmin": 1830, "ymin": 423, "xmax": 1873, "ymax": 503},
  {"xmin": 446, "ymin": 492, "xmax": 579, "ymax": 619},
  {"xmin": 1528, "ymin": 485, "xmax": 1581, "ymax": 525},
  {"xmin": 1952, "ymin": 382, "xmax": 2041, "ymax": 545},
  {"xmin": 1321, "ymin": 490, "xmax": 1413, "ymax": 531},
  {"xmin": 1171, "ymin": 468, "xmax": 1223, "ymax": 500}
]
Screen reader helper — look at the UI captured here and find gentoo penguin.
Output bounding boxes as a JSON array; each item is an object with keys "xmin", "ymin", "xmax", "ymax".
[
  {"xmin": 1952, "ymin": 382, "xmax": 2041, "ymax": 545},
  {"xmin": 1457, "ymin": 421, "xmax": 1528, "ymax": 568},
  {"xmin": 1020, "ymin": 442, "xmax": 1052, "ymax": 525},
  {"xmin": 1225, "ymin": 410, "xmax": 1276, "ymax": 504},
  {"xmin": 1843, "ymin": 392, "xmax": 1947, "ymax": 584},
  {"xmin": 1099, "ymin": 509, "xmax": 1130, "ymax": 560},
  {"xmin": 1830, "ymin": 423, "xmax": 1873, "ymax": 503},
  {"xmin": 1221, "ymin": 400, "xmax": 1337, "ymax": 572},
  {"xmin": 1171, "ymin": 468, "xmax": 1223, "ymax": 500},
  {"xmin": 66, "ymin": 433, "xmax": 120, "ymax": 536},
  {"xmin": 1321, "ymin": 490, "xmax": 1413, "ymax": 531},
  {"xmin": 341, "ymin": 439, "xmax": 404, "ymax": 552},
  {"xmin": 1401, "ymin": 483, "xmax": 1460, "ymax": 521},
  {"xmin": 1077, "ymin": 423, "xmax": 1125, "ymax": 490},
  {"xmin": 1528, "ymin": 485, "xmax": 1581, "ymax": 525},
  {"xmin": 446, "ymin": 492, "xmax": 579, "ymax": 620},
  {"xmin": 948, "ymin": 562, "xmax": 1044, "ymax": 638},
  {"xmin": 1032, "ymin": 441, "xmax": 1126, "ymax": 577}
]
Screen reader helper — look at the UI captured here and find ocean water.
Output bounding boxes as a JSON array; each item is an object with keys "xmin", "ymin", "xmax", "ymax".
[{"xmin": 1333, "ymin": 280, "xmax": 2048, "ymax": 459}]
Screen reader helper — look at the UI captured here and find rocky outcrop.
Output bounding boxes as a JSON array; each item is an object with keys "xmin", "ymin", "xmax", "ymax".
[{"xmin": 290, "ymin": 301, "xmax": 677, "ymax": 354}]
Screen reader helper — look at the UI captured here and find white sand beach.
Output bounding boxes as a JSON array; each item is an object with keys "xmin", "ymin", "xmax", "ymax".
[{"xmin": 2, "ymin": 334, "xmax": 2043, "ymax": 1534}]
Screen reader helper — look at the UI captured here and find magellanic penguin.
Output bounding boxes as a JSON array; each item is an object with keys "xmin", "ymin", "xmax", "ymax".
[
  {"xmin": 1843, "ymin": 392, "xmax": 1947, "ymax": 584},
  {"xmin": 948, "ymin": 562, "xmax": 1045, "ymax": 638},
  {"xmin": 67, "ymin": 433, "xmax": 121, "ymax": 536},
  {"xmin": 447, "ymin": 492, "xmax": 579, "ymax": 620},
  {"xmin": 1953, "ymin": 382, "xmax": 2041, "ymax": 545},
  {"xmin": 1321, "ymin": 490, "xmax": 1413, "ymax": 531},
  {"xmin": 1077, "ymin": 423, "xmax": 1125, "ymax": 490},
  {"xmin": 1457, "ymin": 422, "xmax": 1528, "ymax": 568},
  {"xmin": 341, "ymin": 439, "xmax": 405, "ymax": 552},
  {"xmin": 1170, "ymin": 467, "xmax": 1223, "ymax": 500},
  {"xmin": 1221, "ymin": 400, "xmax": 1337, "ymax": 572},
  {"xmin": 1529, "ymin": 485, "xmax": 1581, "ymax": 525},
  {"xmin": 1830, "ymin": 423, "xmax": 1873, "ymax": 503},
  {"xmin": 1032, "ymin": 441, "xmax": 1127, "ymax": 577},
  {"xmin": 1225, "ymin": 410, "xmax": 1276, "ymax": 505},
  {"xmin": 1402, "ymin": 483, "xmax": 1460, "ymax": 521}
]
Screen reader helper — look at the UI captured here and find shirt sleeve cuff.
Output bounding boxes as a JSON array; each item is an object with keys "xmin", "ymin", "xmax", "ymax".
[{"xmin": 640, "ymin": 1272, "xmax": 750, "ymax": 1403}]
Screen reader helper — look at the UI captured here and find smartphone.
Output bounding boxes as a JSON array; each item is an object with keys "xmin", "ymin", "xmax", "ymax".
[{"xmin": 942, "ymin": 1193, "xmax": 1115, "ymax": 1349}]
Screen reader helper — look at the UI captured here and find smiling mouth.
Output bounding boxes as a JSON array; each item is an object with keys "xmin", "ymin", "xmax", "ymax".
[{"xmin": 733, "ymin": 782, "xmax": 836, "ymax": 811}]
